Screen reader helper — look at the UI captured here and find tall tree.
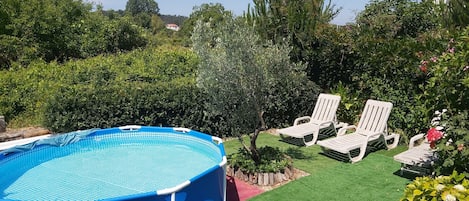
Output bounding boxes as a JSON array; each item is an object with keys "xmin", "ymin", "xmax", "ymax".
[
  {"xmin": 244, "ymin": 0, "xmax": 342, "ymax": 89},
  {"xmin": 179, "ymin": 3, "xmax": 232, "ymax": 45},
  {"xmin": 125, "ymin": 0, "xmax": 159, "ymax": 29},
  {"xmin": 125, "ymin": 0, "xmax": 159, "ymax": 15},
  {"xmin": 192, "ymin": 16, "xmax": 318, "ymax": 164},
  {"xmin": 445, "ymin": 0, "xmax": 469, "ymax": 29},
  {"xmin": 245, "ymin": 0, "xmax": 339, "ymax": 45},
  {"xmin": 356, "ymin": 0, "xmax": 439, "ymax": 39}
]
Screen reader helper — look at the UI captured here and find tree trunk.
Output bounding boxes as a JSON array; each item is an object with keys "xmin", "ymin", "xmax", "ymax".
[
  {"xmin": 250, "ymin": 128, "xmax": 261, "ymax": 164},
  {"xmin": 238, "ymin": 109, "xmax": 266, "ymax": 165}
]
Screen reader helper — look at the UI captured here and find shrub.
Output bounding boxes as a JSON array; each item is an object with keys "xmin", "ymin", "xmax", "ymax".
[
  {"xmin": 330, "ymin": 82, "xmax": 362, "ymax": 124},
  {"xmin": 401, "ymin": 171, "xmax": 469, "ymax": 201},
  {"xmin": 42, "ymin": 46, "xmax": 204, "ymax": 133},
  {"xmin": 435, "ymin": 111, "xmax": 469, "ymax": 178},
  {"xmin": 43, "ymin": 79, "xmax": 204, "ymax": 133},
  {"xmin": 228, "ymin": 146, "xmax": 292, "ymax": 173},
  {"xmin": 0, "ymin": 60, "xmax": 63, "ymax": 126},
  {"xmin": 0, "ymin": 46, "xmax": 205, "ymax": 130},
  {"xmin": 422, "ymin": 27, "xmax": 469, "ymax": 114}
]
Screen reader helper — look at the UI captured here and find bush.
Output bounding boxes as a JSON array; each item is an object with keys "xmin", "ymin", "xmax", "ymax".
[
  {"xmin": 0, "ymin": 60, "xmax": 63, "ymax": 126},
  {"xmin": 422, "ymin": 27, "xmax": 469, "ymax": 114},
  {"xmin": 338, "ymin": 24, "xmax": 450, "ymax": 141},
  {"xmin": 401, "ymin": 171, "xmax": 469, "ymax": 201},
  {"xmin": 228, "ymin": 146, "xmax": 292, "ymax": 173},
  {"xmin": 330, "ymin": 81, "xmax": 363, "ymax": 124},
  {"xmin": 43, "ymin": 79, "xmax": 204, "ymax": 133},
  {"xmin": 0, "ymin": 46, "xmax": 202, "ymax": 129},
  {"xmin": 42, "ymin": 46, "xmax": 204, "ymax": 133},
  {"xmin": 435, "ymin": 111, "xmax": 469, "ymax": 178}
]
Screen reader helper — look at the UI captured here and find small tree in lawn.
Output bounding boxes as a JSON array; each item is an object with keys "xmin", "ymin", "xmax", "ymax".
[{"xmin": 191, "ymin": 15, "xmax": 317, "ymax": 165}]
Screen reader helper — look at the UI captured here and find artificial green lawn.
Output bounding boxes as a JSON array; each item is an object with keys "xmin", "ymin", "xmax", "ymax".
[{"xmin": 223, "ymin": 133, "xmax": 413, "ymax": 201}]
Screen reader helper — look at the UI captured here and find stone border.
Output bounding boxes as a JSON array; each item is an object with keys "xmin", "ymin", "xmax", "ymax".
[{"xmin": 226, "ymin": 165, "xmax": 308, "ymax": 188}]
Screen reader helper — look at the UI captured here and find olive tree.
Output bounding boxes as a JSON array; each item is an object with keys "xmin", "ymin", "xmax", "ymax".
[{"xmin": 191, "ymin": 16, "xmax": 318, "ymax": 164}]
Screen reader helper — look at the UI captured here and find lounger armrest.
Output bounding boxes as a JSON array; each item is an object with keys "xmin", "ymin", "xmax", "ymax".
[
  {"xmin": 293, "ymin": 116, "xmax": 311, "ymax": 126},
  {"xmin": 317, "ymin": 120, "xmax": 335, "ymax": 128},
  {"xmin": 409, "ymin": 133, "xmax": 426, "ymax": 149},
  {"xmin": 335, "ymin": 122, "xmax": 348, "ymax": 129},
  {"xmin": 364, "ymin": 132, "xmax": 384, "ymax": 142},
  {"xmin": 384, "ymin": 133, "xmax": 400, "ymax": 149},
  {"xmin": 337, "ymin": 125, "xmax": 356, "ymax": 136}
]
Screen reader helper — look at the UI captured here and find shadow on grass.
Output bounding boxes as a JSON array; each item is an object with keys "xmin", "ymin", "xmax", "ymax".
[
  {"xmin": 392, "ymin": 170, "xmax": 421, "ymax": 180},
  {"xmin": 284, "ymin": 147, "xmax": 312, "ymax": 160},
  {"xmin": 278, "ymin": 131, "xmax": 337, "ymax": 147},
  {"xmin": 278, "ymin": 137, "xmax": 307, "ymax": 147},
  {"xmin": 318, "ymin": 140, "xmax": 391, "ymax": 163}
]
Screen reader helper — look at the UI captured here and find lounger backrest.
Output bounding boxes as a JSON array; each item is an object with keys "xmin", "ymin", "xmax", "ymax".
[
  {"xmin": 310, "ymin": 93, "xmax": 341, "ymax": 122},
  {"xmin": 356, "ymin": 99, "xmax": 393, "ymax": 136}
]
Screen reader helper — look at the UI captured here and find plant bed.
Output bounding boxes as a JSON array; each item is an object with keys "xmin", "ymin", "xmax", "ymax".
[
  {"xmin": 226, "ymin": 165, "xmax": 308, "ymax": 187},
  {"xmin": 227, "ymin": 146, "xmax": 309, "ymax": 188}
]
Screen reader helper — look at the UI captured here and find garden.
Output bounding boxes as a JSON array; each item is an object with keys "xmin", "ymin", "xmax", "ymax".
[{"xmin": 1, "ymin": 0, "xmax": 468, "ymax": 200}]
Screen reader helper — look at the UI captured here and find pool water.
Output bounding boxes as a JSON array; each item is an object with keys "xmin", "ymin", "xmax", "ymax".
[{"xmin": 0, "ymin": 132, "xmax": 222, "ymax": 200}]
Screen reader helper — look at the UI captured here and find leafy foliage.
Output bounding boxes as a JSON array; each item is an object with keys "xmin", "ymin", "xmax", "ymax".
[
  {"xmin": 422, "ymin": 27, "xmax": 469, "ymax": 114},
  {"xmin": 42, "ymin": 46, "xmax": 203, "ymax": 133},
  {"xmin": 125, "ymin": 0, "xmax": 159, "ymax": 15},
  {"xmin": 335, "ymin": 1, "xmax": 452, "ymax": 139},
  {"xmin": 435, "ymin": 112, "xmax": 469, "ymax": 178},
  {"xmin": 437, "ymin": 0, "xmax": 469, "ymax": 29},
  {"xmin": 178, "ymin": 3, "xmax": 233, "ymax": 46},
  {"xmin": 191, "ymin": 15, "xmax": 319, "ymax": 164},
  {"xmin": 228, "ymin": 146, "xmax": 292, "ymax": 173},
  {"xmin": 0, "ymin": 0, "xmax": 149, "ymax": 68},
  {"xmin": 401, "ymin": 171, "xmax": 469, "ymax": 201},
  {"xmin": 246, "ymin": 0, "xmax": 339, "ymax": 44},
  {"xmin": 245, "ymin": 0, "xmax": 342, "ymax": 89},
  {"xmin": 0, "ymin": 46, "xmax": 206, "ymax": 131},
  {"xmin": 330, "ymin": 82, "xmax": 362, "ymax": 124},
  {"xmin": 356, "ymin": 0, "xmax": 439, "ymax": 38}
]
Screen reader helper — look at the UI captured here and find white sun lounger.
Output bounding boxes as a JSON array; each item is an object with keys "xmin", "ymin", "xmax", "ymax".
[
  {"xmin": 317, "ymin": 99, "xmax": 399, "ymax": 163},
  {"xmin": 393, "ymin": 133, "xmax": 436, "ymax": 175},
  {"xmin": 277, "ymin": 93, "xmax": 343, "ymax": 146}
]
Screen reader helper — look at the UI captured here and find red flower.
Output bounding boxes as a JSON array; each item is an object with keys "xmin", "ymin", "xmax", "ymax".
[
  {"xmin": 419, "ymin": 60, "xmax": 428, "ymax": 73},
  {"xmin": 427, "ymin": 127, "xmax": 443, "ymax": 149},
  {"xmin": 419, "ymin": 65, "xmax": 427, "ymax": 73}
]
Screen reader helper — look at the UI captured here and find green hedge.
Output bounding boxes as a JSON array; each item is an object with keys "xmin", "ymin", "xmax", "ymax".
[
  {"xmin": 41, "ymin": 45, "xmax": 209, "ymax": 133},
  {"xmin": 43, "ymin": 79, "xmax": 206, "ymax": 133},
  {"xmin": 0, "ymin": 46, "xmax": 201, "ymax": 130},
  {"xmin": 1, "ymin": 44, "xmax": 325, "ymax": 137}
]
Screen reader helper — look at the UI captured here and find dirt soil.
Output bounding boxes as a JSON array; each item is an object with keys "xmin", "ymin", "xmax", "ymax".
[{"xmin": 0, "ymin": 127, "xmax": 52, "ymax": 142}]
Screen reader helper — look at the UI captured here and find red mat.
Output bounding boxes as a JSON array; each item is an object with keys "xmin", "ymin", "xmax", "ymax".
[{"xmin": 226, "ymin": 176, "xmax": 264, "ymax": 201}]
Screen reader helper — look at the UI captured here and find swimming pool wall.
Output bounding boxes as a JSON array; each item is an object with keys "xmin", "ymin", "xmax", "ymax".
[{"xmin": 0, "ymin": 126, "xmax": 227, "ymax": 201}]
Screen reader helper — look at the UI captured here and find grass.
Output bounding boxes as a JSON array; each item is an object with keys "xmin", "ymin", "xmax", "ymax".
[{"xmin": 223, "ymin": 133, "xmax": 413, "ymax": 201}]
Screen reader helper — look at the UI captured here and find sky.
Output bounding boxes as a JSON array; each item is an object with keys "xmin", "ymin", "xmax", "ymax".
[{"xmin": 91, "ymin": 0, "xmax": 369, "ymax": 25}]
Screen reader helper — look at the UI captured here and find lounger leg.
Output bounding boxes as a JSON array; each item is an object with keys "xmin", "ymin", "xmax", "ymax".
[
  {"xmin": 303, "ymin": 137, "xmax": 315, "ymax": 147},
  {"xmin": 385, "ymin": 133, "xmax": 400, "ymax": 149},
  {"xmin": 302, "ymin": 127, "xmax": 320, "ymax": 146},
  {"xmin": 350, "ymin": 144, "xmax": 367, "ymax": 163}
]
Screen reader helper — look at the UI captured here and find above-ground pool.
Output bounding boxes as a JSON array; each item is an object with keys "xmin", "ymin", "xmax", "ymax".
[{"xmin": 0, "ymin": 126, "xmax": 227, "ymax": 201}]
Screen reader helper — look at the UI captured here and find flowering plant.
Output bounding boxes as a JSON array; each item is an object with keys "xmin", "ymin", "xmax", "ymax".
[
  {"xmin": 427, "ymin": 110, "xmax": 446, "ymax": 149},
  {"xmin": 427, "ymin": 127, "xmax": 444, "ymax": 149},
  {"xmin": 401, "ymin": 171, "xmax": 469, "ymax": 201}
]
